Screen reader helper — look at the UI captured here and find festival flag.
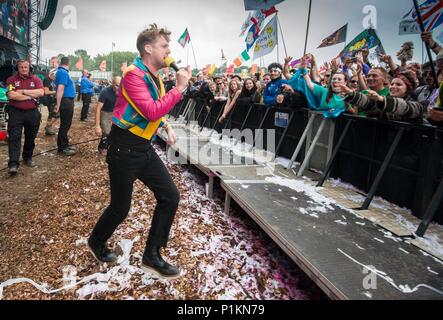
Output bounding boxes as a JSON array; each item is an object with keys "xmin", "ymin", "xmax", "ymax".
[
  {"xmin": 209, "ymin": 64, "xmax": 217, "ymax": 76},
  {"xmin": 99, "ymin": 60, "xmax": 107, "ymax": 72},
  {"xmin": 340, "ymin": 28, "xmax": 385, "ymax": 65},
  {"xmin": 317, "ymin": 24, "xmax": 348, "ymax": 48},
  {"xmin": 75, "ymin": 57, "xmax": 83, "ymax": 70},
  {"xmin": 399, "ymin": 0, "xmax": 443, "ymax": 34},
  {"xmin": 253, "ymin": 15, "xmax": 278, "ymax": 60},
  {"xmin": 50, "ymin": 56, "xmax": 59, "ymax": 68},
  {"xmin": 251, "ymin": 64, "xmax": 258, "ymax": 75},
  {"xmin": 203, "ymin": 64, "xmax": 211, "ymax": 76},
  {"xmin": 244, "ymin": 0, "xmax": 285, "ymax": 11},
  {"xmin": 245, "ymin": 23, "xmax": 261, "ymax": 51},
  {"xmin": 226, "ymin": 64, "xmax": 235, "ymax": 74},
  {"xmin": 240, "ymin": 12, "xmax": 253, "ymax": 37},
  {"xmin": 233, "ymin": 50, "xmax": 251, "ymax": 67},
  {"xmin": 178, "ymin": 28, "xmax": 191, "ymax": 48}
]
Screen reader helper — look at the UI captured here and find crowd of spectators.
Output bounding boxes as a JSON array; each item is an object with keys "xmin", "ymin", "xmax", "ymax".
[{"xmin": 179, "ymin": 31, "xmax": 443, "ymax": 129}]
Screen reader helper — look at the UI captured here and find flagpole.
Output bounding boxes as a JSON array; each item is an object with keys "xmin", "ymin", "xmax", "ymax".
[
  {"xmin": 190, "ymin": 39, "xmax": 198, "ymax": 71},
  {"xmin": 276, "ymin": 14, "xmax": 288, "ymax": 57},
  {"xmin": 187, "ymin": 45, "xmax": 190, "ymax": 67},
  {"xmin": 413, "ymin": 0, "xmax": 438, "ymax": 87},
  {"xmin": 303, "ymin": 0, "xmax": 313, "ymax": 56}
]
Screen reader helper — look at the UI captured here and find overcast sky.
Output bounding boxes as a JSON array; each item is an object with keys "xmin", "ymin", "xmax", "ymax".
[{"xmin": 41, "ymin": 0, "xmax": 432, "ymax": 69}]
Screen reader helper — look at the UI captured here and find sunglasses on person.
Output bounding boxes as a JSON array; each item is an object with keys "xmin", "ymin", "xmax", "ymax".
[{"xmin": 349, "ymin": 80, "xmax": 358, "ymax": 84}]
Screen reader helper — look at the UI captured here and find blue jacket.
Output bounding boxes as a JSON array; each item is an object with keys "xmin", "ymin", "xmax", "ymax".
[
  {"xmin": 80, "ymin": 76, "xmax": 94, "ymax": 94},
  {"xmin": 263, "ymin": 77, "xmax": 288, "ymax": 107}
]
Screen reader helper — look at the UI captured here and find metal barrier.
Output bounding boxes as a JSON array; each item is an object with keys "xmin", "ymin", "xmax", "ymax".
[{"xmin": 169, "ymin": 98, "xmax": 443, "ymax": 232}]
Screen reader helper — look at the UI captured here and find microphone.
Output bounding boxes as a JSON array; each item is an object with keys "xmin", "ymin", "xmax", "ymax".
[{"xmin": 164, "ymin": 56, "xmax": 179, "ymax": 72}]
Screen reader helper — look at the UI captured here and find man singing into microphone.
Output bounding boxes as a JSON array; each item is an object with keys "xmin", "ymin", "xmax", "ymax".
[{"xmin": 88, "ymin": 24, "xmax": 191, "ymax": 279}]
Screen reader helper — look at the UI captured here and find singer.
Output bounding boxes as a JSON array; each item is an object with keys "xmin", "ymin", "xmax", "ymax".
[{"xmin": 88, "ymin": 24, "xmax": 191, "ymax": 279}]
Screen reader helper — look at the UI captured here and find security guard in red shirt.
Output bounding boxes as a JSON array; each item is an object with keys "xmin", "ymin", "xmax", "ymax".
[{"xmin": 6, "ymin": 60, "xmax": 44, "ymax": 175}]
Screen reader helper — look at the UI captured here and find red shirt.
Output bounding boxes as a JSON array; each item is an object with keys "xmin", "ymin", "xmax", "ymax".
[{"xmin": 6, "ymin": 74, "xmax": 43, "ymax": 110}]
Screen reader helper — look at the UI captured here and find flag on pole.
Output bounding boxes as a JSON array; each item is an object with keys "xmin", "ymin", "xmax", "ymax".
[
  {"xmin": 226, "ymin": 64, "xmax": 235, "ymax": 74},
  {"xmin": 399, "ymin": 0, "xmax": 443, "ymax": 34},
  {"xmin": 99, "ymin": 60, "xmax": 107, "ymax": 72},
  {"xmin": 209, "ymin": 64, "xmax": 217, "ymax": 76},
  {"xmin": 75, "ymin": 57, "xmax": 83, "ymax": 70},
  {"xmin": 245, "ymin": 23, "xmax": 261, "ymax": 51},
  {"xmin": 340, "ymin": 28, "xmax": 385, "ymax": 65},
  {"xmin": 251, "ymin": 64, "xmax": 258, "ymax": 75},
  {"xmin": 178, "ymin": 28, "xmax": 191, "ymax": 48},
  {"xmin": 253, "ymin": 15, "xmax": 278, "ymax": 60},
  {"xmin": 244, "ymin": 0, "xmax": 285, "ymax": 11},
  {"xmin": 317, "ymin": 24, "xmax": 348, "ymax": 48},
  {"xmin": 234, "ymin": 50, "xmax": 251, "ymax": 67},
  {"xmin": 240, "ymin": 12, "xmax": 253, "ymax": 37}
]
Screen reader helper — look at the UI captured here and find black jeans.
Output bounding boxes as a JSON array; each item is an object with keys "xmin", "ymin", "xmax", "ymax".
[
  {"xmin": 90, "ymin": 142, "xmax": 180, "ymax": 257},
  {"xmin": 57, "ymin": 97, "xmax": 74, "ymax": 151},
  {"xmin": 7, "ymin": 107, "xmax": 41, "ymax": 168},
  {"xmin": 81, "ymin": 93, "xmax": 92, "ymax": 120}
]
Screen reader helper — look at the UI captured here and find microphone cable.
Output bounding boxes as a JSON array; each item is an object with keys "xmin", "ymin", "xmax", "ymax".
[{"xmin": 0, "ymin": 137, "xmax": 101, "ymax": 172}]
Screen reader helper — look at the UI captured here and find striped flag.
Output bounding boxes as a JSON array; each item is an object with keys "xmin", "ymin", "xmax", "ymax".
[
  {"xmin": 399, "ymin": 0, "xmax": 443, "ymax": 34},
  {"xmin": 234, "ymin": 50, "xmax": 251, "ymax": 67},
  {"xmin": 178, "ymin": 28, "xmax": 191, "ymax": 48}
]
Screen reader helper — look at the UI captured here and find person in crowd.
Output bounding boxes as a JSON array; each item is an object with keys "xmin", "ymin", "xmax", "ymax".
[
  {"xmin": 219, "ymin": 78, "xmax": 242, "ymax": 122},
  {"xmin": 54, "ymin": 57, "xmax": 77, "ymax": 156},
  {"xmin": 234, "ymin": 78, "xmax": 262, "ymax": 119},
  {"xmin": 287, "ymin": 55, "xmax": 347, "ymax": 117},
  {"xmin": 80, "ymin": 70, "xmax": 95, "ymax": 121},
  {"xmin": 261, "ymin": 73, "xmax": 271, "ymax": 89},
  {"xmin": 95, "ymin": 76, "xmax": 121, "ymax": 153},
  {"xmin": 415, "ymin": 62, "xmax": 440, "ymax": 112},
  {"xmin": 42, "ymin": 69, "xmax": 57, "ymax": 136},
  {"xmin": 347, "ymin": 75, "xmax": 360, "ymax": 93},
  {"xmin": 422, "ymin": 31, "xmax": 442, "ymax": 55},
  {"xmin": 75, "ymin": 77, "xmax": 81, "ymax": 101},
  {"xmin": 236, "ymin": 78, "xmax": 262, "ymax": 108},
  {"xmin": 263, "ymin": 63, "xmax": 289, "ymax": 107},
  {"xmin": 88, "ymin": 24, "xmax": 191, "ymax": 279},
  {"xmin": 341, "ymin": 70, "xmax": 424, "ymax": 123},
  {"xmin": 164, "ymin": 73, "xmax": 176, "ymax": 92},
  {"xmin": 213, "ymin": 77, "xmax": 228, "ymax": 102},
  {"xmin": 6, "ymin": 59, "xmax": 44, "ymax": 175}
]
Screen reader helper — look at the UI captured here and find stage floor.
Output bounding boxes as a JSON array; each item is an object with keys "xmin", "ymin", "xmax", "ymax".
[{"xmin": 158, "ymin": 120, "xmax": 443, "ymax": 300}]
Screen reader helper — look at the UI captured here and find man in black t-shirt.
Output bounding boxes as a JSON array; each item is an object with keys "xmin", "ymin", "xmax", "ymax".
[
  {"xmin": 41, "ymin": 69, "xmax": 57, "ymax": 136},
  {"xmin": 95, "ymin": 76, "xmax": 121, "ymax": 153}
]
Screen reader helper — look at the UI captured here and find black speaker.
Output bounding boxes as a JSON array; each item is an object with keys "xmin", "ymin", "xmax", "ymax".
[{"xmin": 39, "ymin": 0, "xmax": 58, "ymax": 31}]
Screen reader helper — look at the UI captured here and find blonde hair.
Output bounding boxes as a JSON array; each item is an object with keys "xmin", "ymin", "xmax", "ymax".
[{"xmin": 136, "ymin": 23, "xmax": 171, "ymax": 57}]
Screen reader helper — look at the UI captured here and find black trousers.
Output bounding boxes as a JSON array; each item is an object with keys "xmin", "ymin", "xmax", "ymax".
[
  {"xmin": 7, "ymin": 107, "xmax": 41, "ymax": 168},
  {"xmin": 81, "ymin": 93, "xmax": 92, "ymax": 120},
  {"xmin": 90, "ymin": 142, "xmax": 180, "ymax": 257},
  {"xmin": 57, "ymin": 97, "xmax": 74, "ymax": 151}
]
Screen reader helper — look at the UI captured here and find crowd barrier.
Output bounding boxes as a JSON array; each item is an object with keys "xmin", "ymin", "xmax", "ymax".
[{"xmin": 169, "ymin": 94, "xmax": 443, "ymax": 232}]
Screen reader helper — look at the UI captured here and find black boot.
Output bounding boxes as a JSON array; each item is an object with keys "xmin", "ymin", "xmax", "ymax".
[
  {"xmin": 88, "ymin": 238, "xmax": 118, "ymax": 263},
  {"xmin": 142, "ymin": 245, "xmax": 180, "ymax": 279}
]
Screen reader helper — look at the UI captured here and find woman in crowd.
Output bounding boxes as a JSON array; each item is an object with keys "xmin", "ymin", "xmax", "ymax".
[
  {"xmin": 234, "ymin": 78, "xmax": 262, "ymax": 120},
  {"xmin": 288, "ymin": 56, "xmax": 347, "ymax": 117},
  {"xmin": 219, "ymin": 78, "xmax": 242, "ymax": 122},
  {"xmin": 341, "ymin": 71, "xmax": 424, "ymax": 123}
]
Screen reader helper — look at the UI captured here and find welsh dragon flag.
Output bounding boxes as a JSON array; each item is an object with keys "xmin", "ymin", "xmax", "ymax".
[{"xmin": 178, "ymin": 28, "xmax": 191, "ymax": 48}]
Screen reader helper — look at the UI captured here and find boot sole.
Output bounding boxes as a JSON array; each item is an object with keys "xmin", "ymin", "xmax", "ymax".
[{"xmin": 141, "ymin": 263, "xmax": 182, "ymax": 280}]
